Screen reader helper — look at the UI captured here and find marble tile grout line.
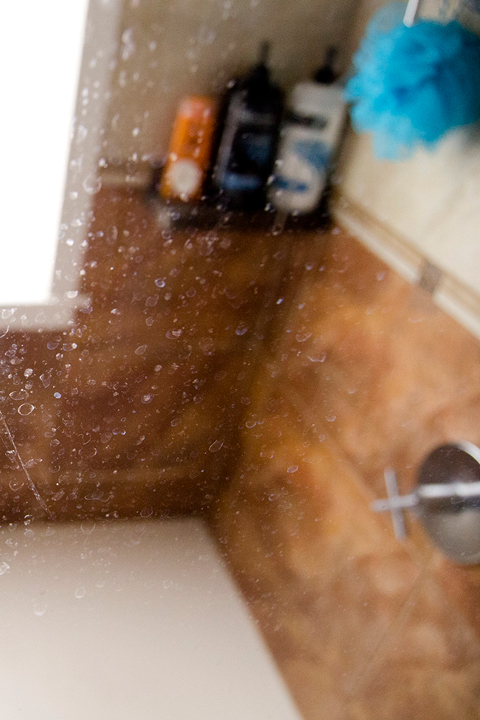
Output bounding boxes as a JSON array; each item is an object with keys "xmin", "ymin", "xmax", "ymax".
[{"xmin": 344, "ymin": 560, "xmax": 431, "ymax": 699}]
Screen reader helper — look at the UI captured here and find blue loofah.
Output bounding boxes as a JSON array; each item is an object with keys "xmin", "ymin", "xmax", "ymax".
[{"xmin": 344, "ymin": 2, "xmax": 480, "ymax": 159}]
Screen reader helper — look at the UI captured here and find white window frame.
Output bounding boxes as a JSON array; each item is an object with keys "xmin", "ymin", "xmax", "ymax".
[{"xmin": 0, "ymin": 0, "xmax": 121, "ymax": 331}]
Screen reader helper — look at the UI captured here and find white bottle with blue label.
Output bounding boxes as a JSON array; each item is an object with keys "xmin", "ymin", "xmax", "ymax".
[{"xmin": 270, "ymin": 52, "xmax": 346, "ymax": 215}]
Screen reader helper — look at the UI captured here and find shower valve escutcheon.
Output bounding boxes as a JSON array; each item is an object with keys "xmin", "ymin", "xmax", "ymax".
[{"xmin": 372, "ymin": 442, "xmax": 480, "ymax": 565}]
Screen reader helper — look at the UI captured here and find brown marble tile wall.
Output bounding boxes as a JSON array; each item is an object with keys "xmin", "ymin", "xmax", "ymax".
[
  {"xmin": 212, "ymin": 229, "xmax": 480, "ymax": 719},
  {"xmin": 0, "ymin": 187, "xmax": 297, "ymax": 522}
]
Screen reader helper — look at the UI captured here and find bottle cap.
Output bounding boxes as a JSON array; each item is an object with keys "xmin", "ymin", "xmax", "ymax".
[{"xmin": 314, "ymin": 47, "xmax": 337, "ymax": 84}]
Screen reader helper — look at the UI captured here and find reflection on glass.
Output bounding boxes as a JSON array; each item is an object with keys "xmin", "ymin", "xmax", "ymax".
[{"xmin": 1, "ymin": 0, "xmax": 480, "ymax": 717}]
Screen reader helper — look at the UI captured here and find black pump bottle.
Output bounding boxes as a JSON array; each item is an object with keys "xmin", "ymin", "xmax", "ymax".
[{"xmin": 212, "ymin": 42, "xmax": 283, "ymax": 211}]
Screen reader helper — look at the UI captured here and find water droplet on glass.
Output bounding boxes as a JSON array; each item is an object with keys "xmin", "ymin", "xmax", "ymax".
[
  {"xmin": 326, "ymin": 414, "xmax": 336, "ymax": 423},
  {"xmin": 155, "ymin": 278, "xmax": 166, "ymax": 288},
  {"xmin": 0, "ymin": 561, "xmax": 10, "ymax": 576},
  {"xmin": 166, "ymin": 329, "xmax": 182, "ymax": 339},
  {"xmin": 198, "ymin": 26, "xmax": 216, "ymax": 45},
  {"xmin": 9, "ymin": 479, "xmax": 24, "ymax": 491},
  {"xmin": 308, "ymin": 352, "xmax": 326, "ymax": 363},
  {"xmin": 287, "ymin": 465, "xmax": 299, "ymax": 474},
  {"xmin": 135, "ymin": 344, "xmax": 148, "ymax": 355},
  {"xmin": 209, "ymin": 440, "xmax": 223, "ymax": 453},
  {"xmin": 82, "ymin": 174, "xmax": 102, "ymax": 195},
  {"xmin": 235, "ymin": 324, "xmax": 249, "ymax": 336},
  {"xmin": 74, "ymin": 587, "xmax": 86, "ymax": 599},
  {"xmin": 18, "ymin": 403, "xmax": 35, "ymax": 416},
  {"xmin": 33, "ymin": 601, "xmax": 47, "ymax": 617},
  {"xmin": 141, "ymin": 394, "xmax": 154, "ymax": 404},
  {"xmin": 79, "ymin": 446, "xmax": 97, "ymax": 459},
  {"xmin": 295, "ymin": 332, "xmax": 312, "ymax": 343},
  {"xmin": 76, "ymin": 124, "xmax": 88, "ymax": 143},
  {"xmin": 81, "ymin": 523, "xmax": 96, "ymax": 535},
  {"xmin": 9, "ymin": 389, "xmax": 29, "ymax": 401}
]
